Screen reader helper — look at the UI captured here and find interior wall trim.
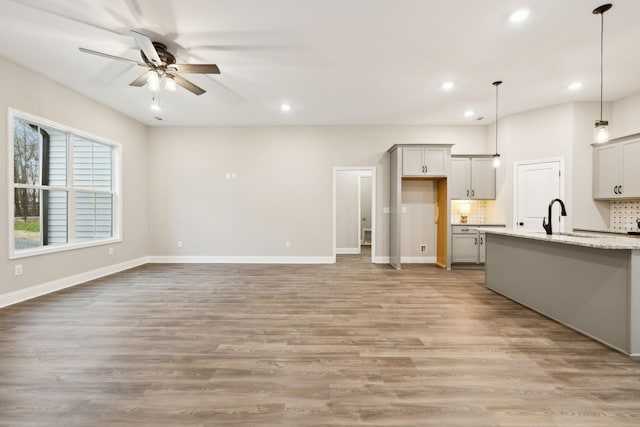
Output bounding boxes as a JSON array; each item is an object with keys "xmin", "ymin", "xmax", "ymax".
[
  {"xmin": 336, "ymin": 247, "xmax": 360, "ymax": 254},
  {"xmin": 147, "ymin": 256, "xmax": 335, "ymax": 264},
  {"xmin": 0, "ymin": 256, "xmax": 150, "ymax": 309},
  {"xmin": 400, "ymin": 256, "xmax": 437, "ymax": 264}
]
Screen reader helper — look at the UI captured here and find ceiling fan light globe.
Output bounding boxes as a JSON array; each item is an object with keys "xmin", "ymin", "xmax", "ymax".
[
  {"xmin": 165, "ymin": 78, "xmax": 177, "ymax": 92},
  {"xmin": 147, "ymin": 71, "xmax": 160, "ymax": 91}
]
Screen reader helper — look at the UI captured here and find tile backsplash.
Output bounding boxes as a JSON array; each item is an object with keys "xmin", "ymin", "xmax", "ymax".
[
  {"xmin": 610, "ymin": 200, "xmax": 640, "ymax": 232},
  {"xmin": 451, "ymin": 200, "xmax": 488, "ymax": 224}
]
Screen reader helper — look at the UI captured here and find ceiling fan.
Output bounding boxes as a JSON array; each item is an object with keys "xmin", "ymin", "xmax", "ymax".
[{"xmin": 79, "ymin": 30, "xmax": 220, "ymax": 96}]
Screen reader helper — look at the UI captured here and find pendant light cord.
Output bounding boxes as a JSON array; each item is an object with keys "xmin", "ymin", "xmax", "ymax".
[
  {"xmin": 600, "ymin": 11, "xmax": 604, "ymax": 121},
  {"xmin": 493, "ymin": 81, "xmax": 501, "ymax": 155},
  {"xmin": 495, "ymin": 84, "xmax": 498, "ymax": 154}
]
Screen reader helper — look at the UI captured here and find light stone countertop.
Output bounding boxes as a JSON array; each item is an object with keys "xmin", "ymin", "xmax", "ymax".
[{"xmin": 479, "ymin": 227, "xmax": 640, "ymax": 250}]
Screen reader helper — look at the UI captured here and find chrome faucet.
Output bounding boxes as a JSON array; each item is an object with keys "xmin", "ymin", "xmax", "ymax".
[{"xmin": 542, "ymin": 198, "xmax": 567, "ymax": 235}]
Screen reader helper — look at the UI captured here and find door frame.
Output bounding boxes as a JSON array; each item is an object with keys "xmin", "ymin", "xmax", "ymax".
[
  {"xmin": 512, "ymin": 157, "xmax": 565, "ymax": 231},
  {"xmin": 333, "ymin": 166, "xmax": 377, "ymax": 263}
]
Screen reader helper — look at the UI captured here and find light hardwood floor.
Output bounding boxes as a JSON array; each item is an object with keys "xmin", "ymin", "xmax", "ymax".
[{"xmin": 1, "ymin": 250, "xmax": 640, "ymax": 426}]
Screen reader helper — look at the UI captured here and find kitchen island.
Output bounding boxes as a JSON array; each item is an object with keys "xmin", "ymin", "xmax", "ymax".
[{"xmin": 482, "ymin": 228, "xmax": 640, "ymax": 357}]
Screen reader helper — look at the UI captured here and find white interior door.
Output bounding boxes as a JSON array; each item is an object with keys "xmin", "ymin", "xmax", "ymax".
[{"xmin": 515, "ymin": 160, "xmax": 563, "ymax": 232}]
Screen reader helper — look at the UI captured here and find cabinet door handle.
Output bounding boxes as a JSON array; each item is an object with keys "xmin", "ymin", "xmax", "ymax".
[
  {"xmin": 619, "ymin": 185, "xmax": 623, "ymax": 194},
  {"xmin": 424, "ymin": 165, "xmax": 428, "ymax": 173},
  {"xmin": 614, "ymin": 185, "xmax": 619, "ymax": 194},
  {"xmin": 466, "ymin": 189, "xmax": 469, "ymax": 197},
  {"xmin": 471, "ymin": 189, "xmax": 475, "ymax": 197},
  {"xmin": 474, "ymin": 237, "xmax": 478, "ymax": 245},
  {"xmin": 518, "ymin": 222, "xmax": 524, "ymax": 226},
  {"xmin": 480, "ymin": 237, "xmax": 484, "ymax": 245}
]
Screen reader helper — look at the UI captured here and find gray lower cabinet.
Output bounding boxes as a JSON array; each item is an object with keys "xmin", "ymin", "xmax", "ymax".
[
  {"xmin": 451, "ymin": 226, "xmax": 499, "ymax": 264},
  {"xmin": 451, "ymin": 226, "xmax": 484, "ymax": 264}
]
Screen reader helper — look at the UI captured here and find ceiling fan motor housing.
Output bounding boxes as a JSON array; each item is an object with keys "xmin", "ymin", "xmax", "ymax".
[{"xmin": 141, "ymin": 42, "xmax": 176, "ymax": 69}]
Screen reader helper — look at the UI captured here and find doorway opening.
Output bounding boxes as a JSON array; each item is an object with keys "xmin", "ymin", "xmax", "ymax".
[{"xmin": 333, "ymin": 167, "xmax": 376, "ymax": 263}]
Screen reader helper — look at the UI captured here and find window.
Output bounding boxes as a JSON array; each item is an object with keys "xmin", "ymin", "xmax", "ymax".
[{"xmin": 10, "ymin": 110, "xmax": 121, "ymax": 258}]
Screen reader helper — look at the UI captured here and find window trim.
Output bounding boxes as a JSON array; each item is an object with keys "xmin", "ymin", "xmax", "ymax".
[{"xmin": 8, "ymin": 108, "xmax": 122, "ymax": 260}]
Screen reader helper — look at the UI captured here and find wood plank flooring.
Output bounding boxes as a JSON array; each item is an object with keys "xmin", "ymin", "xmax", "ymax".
[{"xmin": 1, "ymin": 250, "xmax": 640, "ymax": 426}]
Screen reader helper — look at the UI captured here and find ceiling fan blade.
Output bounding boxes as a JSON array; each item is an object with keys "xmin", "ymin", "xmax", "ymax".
[
  {"xmin": 172, "ymin": 64, "xmax": 221, "ymax": 74},
  {"xmin": 79, "ymin": 47, "xmax": 146, "ymax": 66},
  {"xmin": 170, "ymin": 73, "xmax": 206, "ymax": 96},
  {"xmin": 129, "ymin": 72, "xmax": 149, "ymax": 87},
  {"xmin": 130, "ymin": 30, "xmax": 162, "ymax": 65}
]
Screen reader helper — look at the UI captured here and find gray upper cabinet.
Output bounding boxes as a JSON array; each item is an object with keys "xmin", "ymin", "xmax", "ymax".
[
  {"xmin": 593, "ymin": 138, "xmax": 640, "ymax": 199},
  {"xmin": 450, "ymin": 157, "xmax": 495, "ymax": 200},
  {"xmin": 402, "ymin": 146, "xmax": 447, "ymax": 176}
]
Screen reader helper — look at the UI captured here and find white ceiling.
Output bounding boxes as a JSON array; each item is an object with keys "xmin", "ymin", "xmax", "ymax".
[{"xmin": 1, "ymin": 0, "xmax": 639, "ymax": 127}]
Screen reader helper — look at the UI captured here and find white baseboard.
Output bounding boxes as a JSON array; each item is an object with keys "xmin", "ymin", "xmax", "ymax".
[
  {"xmin": 374, "ymin": 256, "xmax": 390, "ymax": 264},
  {"xmin": 148, "ymin": 256, "xmax": 334, "ymax": 264},
  {"xmin": 401, "ymin": 256, "xmax": 437, "ymax": 264},
  {"xmin": 336, "ymin": 247, "xmax": 360, "ymax": 254},
  {"xmin": 0, "ymin": 256, "xmax": 149, "ymax": 308}
]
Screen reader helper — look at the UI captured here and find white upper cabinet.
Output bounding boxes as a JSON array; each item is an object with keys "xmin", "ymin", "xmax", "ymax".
[
  {"xmin": 450, "ymin": 157, "xmax": 495, "ymax": 200},
  {"xmin": 402, "ymin": 146, "xmax": 447, "ymax": 177},
  {"xmin": 593, "ymin": 138, "xmax": 640, "ymax": 199},
  {"xmin": 621, "ymin": 139, "xmax": 640, "ymax": 198},
  {"xmin": 450, "ymin": 158, "xmax": 471, "ymax": 199}
]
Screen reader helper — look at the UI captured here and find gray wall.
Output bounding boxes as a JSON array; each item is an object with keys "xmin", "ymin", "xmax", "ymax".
[
  {"xmin": 146, "ymin": 126, "xmax": 487, "ymax": 260},
  {"xmin": 360, "ymin": 175, "xmax": 372, "ymax": 235},
  {"xmin": 1, "ymin": 56, "xmax": 149, "ymax": 294},
  {"xmin": 335, "ymin": 170, "xmax": 360, "ymax": 251},
  {"xmin": 401, "ymin": 180, "xmax": 437, "ymax": 259}
]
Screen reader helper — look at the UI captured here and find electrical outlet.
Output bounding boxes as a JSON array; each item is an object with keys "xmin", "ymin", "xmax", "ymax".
[
  {"xmin": 420, "ymin": 244, "xmax": 427, "ymax": 253},
  {"xmin": 14, "ymin": 264, "xmax": 23, "ymax": 276},
  {"xmin": 108, "ymin": 247, "xmax": 114, "ymax": 256},
  {"xmin": 177, "ymin": 241, "xmax": 183, "ymax": 248},
  {"xmin": 285, "ymin": 241, "xmax": 291, "ymax": 248}
]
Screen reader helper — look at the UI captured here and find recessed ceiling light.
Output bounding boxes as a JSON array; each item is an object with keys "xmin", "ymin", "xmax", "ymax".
[
  {"xmin": 441, "ymin": 81, "xmax": 455, "ymax": 90},
  {"xmin": 280, "ymin": 103, "xmax": 291, "ymax": 112},
  {"xmin": 464, "ymin": 110, "xmax": 475, "ymax": 118},
  {"xmin": 568, "ymin": 82, "xmax": 583, "ymax": 90},
  {"xmin": 509, "ymin": 9, "xmax": 529, "ymax": 23}
]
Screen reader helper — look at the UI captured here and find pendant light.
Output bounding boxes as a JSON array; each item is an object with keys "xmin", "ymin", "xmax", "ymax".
[
  {"xmin": 593, "ymin": 3, "xmax": 612, "ymax": 144},
  {"xmin": 492, "ymin": 80, "xmax": 502, "ymax": 168}
]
